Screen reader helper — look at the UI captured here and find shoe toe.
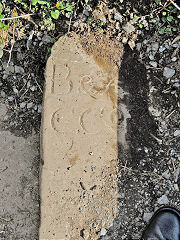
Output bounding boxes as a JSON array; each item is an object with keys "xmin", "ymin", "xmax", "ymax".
[{"xmin": 142, "ymin": 208, "xmax": 180, "ymax": 240}]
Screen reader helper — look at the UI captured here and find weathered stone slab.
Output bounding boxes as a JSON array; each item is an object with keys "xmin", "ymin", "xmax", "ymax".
[{"xmin": 40, "ymin": 33, "xmax": 123, "ymax": 239}]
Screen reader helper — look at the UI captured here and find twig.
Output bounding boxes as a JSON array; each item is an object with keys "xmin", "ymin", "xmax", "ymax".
[
  {"xmin": 0, "ymin": 217, "xmax": 11, "ymax": 222},
  {"xmin": 0, "ymin": 13, "xmax": 34, "ymax": 21},
  {"xmin": 20, "ymin": 89, "xmax": 29, "ymax": 99},
  {"xmin": 171, "ymin": 46, "xmax": 179, "ymax": 58},
  {"xmin": 150, "ymin": 133, "xmax": 162, "ymax": 143},
  {"xmin": 119, "ymin": 164, "xmax": 164, "ymax": 182},
  {"xmin": 74, "ymin": 0, "xmax": 80, "ymax": 17},
  {"xmin": 34, "ymin": 78, "xmax": 43, "ymax": 94},
  {"xmin": 19, "ymin": 79, "xmax": 28, "ymax": 94},
  {"xmin": 169, "ymin": 0, "xmax": 180, "ymax": 10},
  {"xmin": 7, "ymin": 20, "xmax": 16, "ymax": 67},
  {"xmin": 171, "ymin": 159, "xmax": 176, "ymax": 172},
  {"xmin": 168, "ymin": 135, "xmax": 180, "ymax": 143},
  {"xmin": 166, "ymin": 109, "xmax": 176, "ymax": 118},
  {"xmin": 68, "ymin": 14, "xmax": 73, "ymax": 34},
  {"xmin": 143, "ymin": 1, "xmax": 171, "ymax": 17},
  {"xmin": 162, "ymin": 87, "xmax": 171, "ymax": 93},
  {"xmin": 154, "ymin": 75, "xmax": 163, "ymax": 84},
  {"xmin": 172, "ymin": 36, "xmax": 180, "ymax": 44}
]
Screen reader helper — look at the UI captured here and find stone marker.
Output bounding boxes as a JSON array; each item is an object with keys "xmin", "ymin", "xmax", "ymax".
[{"xmin": 40, "ymin": 33, "xmax": 124, "ymax": 239}]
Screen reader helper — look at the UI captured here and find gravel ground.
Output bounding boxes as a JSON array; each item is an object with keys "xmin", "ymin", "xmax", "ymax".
[
  {"xmin": 102, "ymin": 36, "xmax": 180, "ymax": 239},
  {"xmin": 0, "ymin": 0, "xmax": 179, "ymax": 239}
]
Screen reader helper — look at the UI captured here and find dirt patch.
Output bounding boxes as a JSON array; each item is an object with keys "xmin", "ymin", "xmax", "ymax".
[
  {"xmin": 0, "ymin": 102, "xmax": 40, "ymax": 240},
  {"xmin": 80, "ymin": 32, "xmax": 123, "ymax": 72}
]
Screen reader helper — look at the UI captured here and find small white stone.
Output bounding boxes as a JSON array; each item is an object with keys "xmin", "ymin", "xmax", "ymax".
[
  {"xmin": 144, "ymin": 147, "xmax": 148, "ymax": 153},
  {"xmin": 20, "ymin": 102, "xmax": 26, "ymax": 109},
  {"xmin": 122, "ymin": 22, "xmax": 135, "ymax": 33},
  {"xmin": 38, "ymin": 104, "xmax": 42, "ymax": 113},
  {"xmin": 171, "ymin": 57, "xmax": 177, "ymax": 62},
  {"xmin": 159, "ymin": 46, "xmax": 166, "ymax": 53},
  {"xmin": 115, "ymin": 21, "xmax": 120, "ymax": 30},
  {"xmin": 30, "ymin": 86, "xmax": 36, "ymax": 91},
  {"xmin": 149, "ymin": 61, "xmax": 157, "ymax": 68},
  {"xmin": 100, "ymin": 228, "xmax": 107, "ymax": 236},
  {"xmin": 157, "ymin": 195, "xmax": 169, "ymax": 205},
  {"xmin": 122, "ymin": 37, "xmax": 128, "ymax": 44},
  {"xmin": 173, "ymin": 83, "xmax": 180, "ymax": 88},
  {"xmin": 143, "ymin": 39, "xmax": 148, "ymax": 45},
  {"xmin": 114, "ymin": 12, "xmax": 123, "ymax": 21},
  {"xmin": 146, "ymin": 47, "xmax": 151, "ymax": 53},
  {"xmin": 27, "ymin": 102, "xmax": 33, "ymax": 109},
  {"xmin": 13, "ymin": 88, "xmax": 18, "ymax": 94},
  {"xmin": 128, "ymin": 40, "xmax": 135, "ymax": 49},
  {"xmin": 15, "ymin": 65, "xmax": 25, "ymax": 74},
  {"xmin": 136, "ymin": 43, "xmax": 141, "ymax": 51},
  {"xmin": 151, "ymin": 42, "xmax": 159, "ymax": 51},
  {"xmin": 143, "ymin": 212, "xmax": 153, "ymax": 222},
  {"xmin": 162, "ymin": 170, "xmax": 170, "ymax": 180},
  {"xmin": 8, "ymin": 96, "xmax": 14, "ymax": 101},
  {"xmin": 174, "ymin": 130, "xmax": 180, "ymax": 137},
  {"xmin": 174, "ymin": 184, "xmax": 179, "ymax": 191},
  {"xmin": 27, "ymin": 80, "xmax": 31, "ymax": 88},
  {"xmin": 42, "ymin": 34, "xmax": 52, "ymax": 44},
  {"xmin": 163, "ymin": 67, "xmax": 175, "ymax": 78},
  {"xmin": 149, "ymin": 54, "xmax": 154, "ymax": 60}
]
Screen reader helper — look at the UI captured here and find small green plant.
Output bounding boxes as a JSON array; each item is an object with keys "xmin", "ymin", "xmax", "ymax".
[
  {"xmin": 30, "ymin": 0, "xmax": 75, "ymax": 30},
  {"xmin": 88, "ymin": 16, "xmax": 94, "ymax": 22},
  {"xmin": 17, "ymin": 0, "xmax": 28, "ymax": 10},
  {"xmin": 55, "ymin": 1, "xmax": 75, "ymax": 18},
  {"xmin": 31, "ymin": 0, "xmax": 75, "ymax": 19},
  {"xmin": 153, "ymin": 0, "xmax": 180, "ymax": 35}
]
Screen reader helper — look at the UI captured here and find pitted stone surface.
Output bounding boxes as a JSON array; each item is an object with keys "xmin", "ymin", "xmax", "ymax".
[{"xmin": 40, "ymin": 33, "xmax": 124, "ymax": 239}]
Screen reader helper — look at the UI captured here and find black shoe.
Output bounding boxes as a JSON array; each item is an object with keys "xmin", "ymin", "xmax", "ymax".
[{"xmin": 142, "ymin": 207, "xmax": 180, "ymax": 240}]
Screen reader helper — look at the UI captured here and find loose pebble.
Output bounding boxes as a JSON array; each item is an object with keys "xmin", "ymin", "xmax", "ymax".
[
  {"xmin": 149, "ymin": 54, "xmax": 154, "ymax": 60},
  {"xmin": 42, "ymin": 34, "xmax": 52, "ymax": 44},
  {"xmin": 163, "ymin": 67, "xmax": 175, "ymax": 78},
  {"xmin": 115, "ymin": 21, "xmax": 120, "ymax": 30},
  {"xmin": 114, "ymin": 12, "xmax": 123, "ymax": 21},
  {"xmin": 122, "ymin": 22, "xmax": 135, "ymax": 33},
  {"xmin": 27, "ymin": 102, "xmax": 33, "ymax": 109},
  {"xmin": 171, "ymin": 57, "xmax": 177, "ymax": 62},
  {"xmin": 38, "ymin": 104, "xmax": 42, "ymax": 113},
  {"xmin": 143, "ymin": 212, "xmax": 153, "ymax": 222},
  {"xmin": 157, "ymin": 195, "xmax": 169, "ymax": 205},
  {"xmin": 8, "ymin": 96, "xmax": 14, "ymax": 101},
  {"xmin": 151, "ymin": 42, "xmax": 159, "ymax": 51},
  {"xmin": 149, "ymin": 61, "xmax": 157, "ymax": 68},
  {"xmin": 122, "ymin": 37, "xmax": 128, "ymax": 43},
  {"xmin": 174, "ymin": 130, "xmax": 180, "ymax": 137},
  {"xmin": 159, "ymin": 46, "xmax": 166, "ymax": 53},
  {"xmin": 136, "ymin": 43, "xmax": 141, "ymax": 51},
  {"xmin": 13, "ymin": 88, "xmax": 18, "ymax": 94},
  {"xmin": 162, "ymin": 170, "xmax": 170, "ymax": 180},
  {"xmin": 100, "ymin": 228, "xmax": 107, "ymax": 236},
  {"xmin": 20, "ymin": 102, "xmax": 26, "ymax": 109},
  {"xmin": 15, "ymin": 65, "xmax": 25, "ymax": 74}
]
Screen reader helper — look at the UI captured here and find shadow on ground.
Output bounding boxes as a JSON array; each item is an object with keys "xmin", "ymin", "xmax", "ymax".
[{"xmin": 98, "ymin": 45, "xmax": 158, "ymax": 239}]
